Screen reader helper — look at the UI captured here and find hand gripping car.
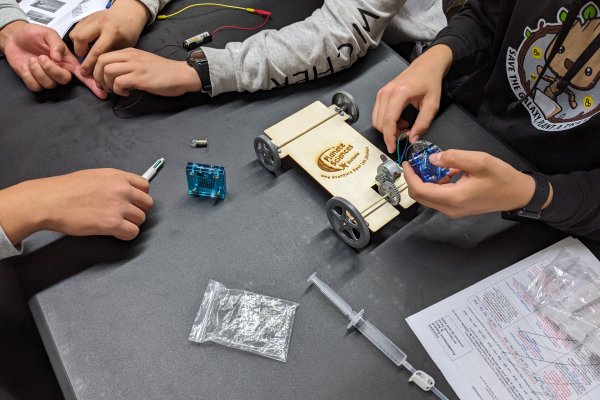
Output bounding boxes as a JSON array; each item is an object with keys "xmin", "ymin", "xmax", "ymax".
[{"xmin": 254, "ymin": 91, "xmax": 416, "ymax": 249}]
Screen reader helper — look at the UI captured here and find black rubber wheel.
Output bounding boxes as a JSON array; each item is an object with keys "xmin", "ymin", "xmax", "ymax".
[
  {"xmin": 254, "ymin": 134, "xmax": 281, "ymax": 173},
  {"xmin": 332, "ymin": 91, "xmax": 359, "ymax": 125},
  {"xmin": 326, "ymin": 197, "xmax": 370, "ymax": 249}
]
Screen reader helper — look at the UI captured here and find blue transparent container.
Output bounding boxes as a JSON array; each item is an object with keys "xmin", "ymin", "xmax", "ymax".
[
  {"xmin": 186, "ymin": 162, "xmax": 227, "ymax": 199},
  {"xmin": 407, "ymin": 141, "xmax": 449, "ymax": 183}
]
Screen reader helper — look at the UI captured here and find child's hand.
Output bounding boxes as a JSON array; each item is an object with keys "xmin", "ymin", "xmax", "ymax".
[
  {"xmin": 94, "ymin": 48, "xmax": 201, "ymax": 97},
  {"xmin": 403, "ymin": 149, "xmax": 549, "ymax": 218},
  {"xmin": 70, "ymin": 0, "xmax": 150, "ymax": 76}
]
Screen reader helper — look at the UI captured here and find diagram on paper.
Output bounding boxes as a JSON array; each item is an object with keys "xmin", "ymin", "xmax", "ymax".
[{"xmin": 407, "ymin": 237, "xmax": 600, "ymax": 400}]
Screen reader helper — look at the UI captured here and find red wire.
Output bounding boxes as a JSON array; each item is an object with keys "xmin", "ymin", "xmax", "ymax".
[{"xmin": 211, "ymin": 16, "xmax": 270, "ymax": 36}]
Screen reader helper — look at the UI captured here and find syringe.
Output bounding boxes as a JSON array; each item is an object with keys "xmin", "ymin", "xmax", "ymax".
[{"xmin": 308, "ymin": 273, "xmax": 449, "ymax": 400}]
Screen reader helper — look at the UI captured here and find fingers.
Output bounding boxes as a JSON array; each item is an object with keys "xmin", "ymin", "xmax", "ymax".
[
  {"xmin": 102, "ymin": 62, "xmax": 133, "ymax": 92},
  {"xmin": 446, "ymin": 168, "xmax": 462, "ymax": 177},
  {"xmin": 39, "ymin": 29, "xmax": 67, "ymax": 62},
  {"xmin": 109, "ymin": 177, "xmax": 154, "ymax": 240},
  {"xmin": 4, "ymin": 23, "xmax": 106, "ymax": 97},
  {"xmin": 398, "ymin": 119, "xmax": 410, "ymax": 130},
  {"xmin": 410, "ymin": 96, "xmax": 440, "ymax": 143},
  {"xmin": 372, "ymin": 54, "xmax": 447, "ymax": 152},
  {"xmin": 402, "ymin": 161, "xmax": 455, "ymax": 209},
  {"xmin": 124, "ymin": 203, "xmax": 147, "ymax": 226},
  {"xmin": 38, "ymin": 55, "xmax": 72, "ymax": 84},
  {"xmin": 73, "ymin": 66, "xmax": 109, "ymax": 99},
  {"xmin": 113, "ymin": 219, "xmax": 140, "ymax": 241},
  {"xmin": 113, "ymin": 185, "xmax": 152, "ymax": 241},
  {"xmin": 94, "ymin": 50, "xmax": 143, "ymax": 96},
  {"xmin": 43, "ymin": 29, "xmax": 67, "ymax": 62},
  {"xmin": 112, "ymin": 75, "xmax": 133, "ymax": 97},
  {"xmin": 383, "ymin": 94, "xmax": 410, "ymax": 151},
  {"xmin": 61, "ymin": 51, "xmax": 109, "ymax": 99},
  {"xmin": 17, "ymin": 65, "xmax": 43, "ymax": 92},
  {"xmin": 436, "ymin": 175, "xmax": 452, "ymax": 185},
  {"xmin": 28, "ymin": 57, "xmax": 58, "ymax": 89},
  {"xmin": 70, "ymin": 18, "xmax": 120, "ymax": 75},
  {"xmin": 15, "ymin": 59, "xmax": 68, "ymax": 92},
  {"xmin": 83, "ymin": 76, "xmax": 109, "ymax": 99},
  {"xmin": 396, "ymin": 127, "xmax": 410, "ymax": 141},
  {"xmin": 94, "ymin": 50, "xmax": 134, "ymax": 90},
  {"xmin": 402, "ymin": 161, "xmax": 422, "ymax": 187},
  {"xmin": 434, "ymin": 168, "xmax": 462, "ymax": 185},
  {"xmin": 130, "ymin": 189, "xmax": 153, "ymax": 212},
  {"xmin": 429, "ymin": 150, "xmax": 490, "ymax": 174},
  {"xmin": 70, "ymin": 22, "xmax": 99, "ymax": 59},
  {"xmin": 81, "ymin": 34, "xmax": 116, "ymax": 76},
  {"xmin": 374, "ymin": 83, "xmax": 411, "ymax": 153},
  {"xmin": 126, "ymin": 173, "xmax": 150, "ymax": 193},
  {"xmin": 22, "ymin": 55, "xmax": 72, "ymax": 91}
]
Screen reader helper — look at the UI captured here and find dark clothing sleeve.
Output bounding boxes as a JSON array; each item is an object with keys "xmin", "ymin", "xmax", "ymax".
[
  {"xmin": 430, "ymin": 0, "xmax": 600, "ymax": 240},
  {"xmin": 543, "ymin": 170, "xmax": 600, "ymax": 240},
  {"xmin": 430, "ymin": 1, "xmax": 501, "ymax": 79}
]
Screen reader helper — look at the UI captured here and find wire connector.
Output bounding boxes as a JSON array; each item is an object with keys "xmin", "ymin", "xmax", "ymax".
[
  {"xmin": 408, "ymin": 370, "xmax": 435, "ymax": 391},
  {"xmin": 252, "ymin": 9, "xmax": 272, "ymax": 17}
]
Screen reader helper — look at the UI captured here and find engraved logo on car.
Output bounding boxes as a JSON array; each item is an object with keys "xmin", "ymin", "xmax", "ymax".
[{"xmin": 317, "ymin": 143, "xmax": 369, "ymax": 179}]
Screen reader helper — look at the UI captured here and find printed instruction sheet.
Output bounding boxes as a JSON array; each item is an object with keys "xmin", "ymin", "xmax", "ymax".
[
  {"xmin": 407, "ymin": 237, "xmax": 600, "ymax": 400},
  {"xmin": 19, "ymin": 0, "xmax": 106, "ymax": 37}
]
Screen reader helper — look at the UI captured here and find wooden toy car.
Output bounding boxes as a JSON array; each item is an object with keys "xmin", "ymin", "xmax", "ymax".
[{"xmin": 254, "ymin": 91, "xmax": 415, "ymax": 249}]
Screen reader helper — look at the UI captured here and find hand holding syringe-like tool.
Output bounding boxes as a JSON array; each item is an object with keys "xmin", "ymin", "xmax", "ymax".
[{"xmin": 307, "ymin": 273, "xmax": 449, "ymax": 400}]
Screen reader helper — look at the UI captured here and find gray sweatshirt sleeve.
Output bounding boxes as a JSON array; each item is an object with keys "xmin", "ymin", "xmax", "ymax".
[
  {"xmin": 138, "ymin": 0, "xmax": 172, "ymax": 24},
  {"xmin": 201, "ymin": 0, "xmax": 446, "ymax": 96},
  {"xmin": 0, "ymin": 224, "xmax": 22, "ymax": 260},
  {"xmin": 0, "ymin": 0, "xmax": 27, "ymax": 30}
]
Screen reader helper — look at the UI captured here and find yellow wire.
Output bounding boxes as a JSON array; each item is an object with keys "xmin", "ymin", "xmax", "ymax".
[{"xmin": 157, "ymin": 3, "xmax": 254, "ymax": 20}]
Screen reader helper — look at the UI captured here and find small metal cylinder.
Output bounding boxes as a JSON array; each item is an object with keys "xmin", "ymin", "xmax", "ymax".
[
  {"xmin": 182, "ymin": 32, "xmax": 212, "ymax": 51},
  {"xmin": 190, "ymin": 138, "xmax": 209, "ymax": 148}
]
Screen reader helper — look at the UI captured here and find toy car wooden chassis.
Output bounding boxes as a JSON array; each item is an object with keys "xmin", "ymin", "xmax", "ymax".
[{"xmin": 254, "ymin": 91, "xmax": 415, "ymax": 249}]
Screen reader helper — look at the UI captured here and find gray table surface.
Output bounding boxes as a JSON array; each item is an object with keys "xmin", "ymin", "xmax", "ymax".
[{"xmin": 2, "ymin": 1, "xmax": 596, "ymax": 399}]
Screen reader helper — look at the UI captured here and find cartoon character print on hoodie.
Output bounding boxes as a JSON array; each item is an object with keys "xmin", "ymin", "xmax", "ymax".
[{"xmin": 506, "ymin": 1, "xmax": 600, "ymax": 131}]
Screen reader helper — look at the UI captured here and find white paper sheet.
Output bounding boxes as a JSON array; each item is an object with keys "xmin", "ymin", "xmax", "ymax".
[
  {"xmin": 407, "ymin": 237, "xmax": 600, "ymax": 400},
  {"xmin": 19, "ymin": 0, "xmax": 106, "ymax": 37}
]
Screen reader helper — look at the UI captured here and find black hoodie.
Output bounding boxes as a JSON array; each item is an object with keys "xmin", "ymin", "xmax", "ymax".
[{"xmin": 432, "ymin": 0, "xmax": 600, "ymax": 240}]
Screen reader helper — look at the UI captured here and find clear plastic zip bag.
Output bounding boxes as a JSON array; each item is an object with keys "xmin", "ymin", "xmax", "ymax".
[
  {"xmin": 189, "ymin": 280, "xmax": 298, "ymax": 362},
  {"xmin": 527, "ymin": 247, "xmax": 600, "ymax": 356}
]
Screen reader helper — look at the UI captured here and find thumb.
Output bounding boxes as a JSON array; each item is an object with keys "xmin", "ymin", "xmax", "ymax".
[
  {"xmin": 401, "ymin": 161, "xmax": 422, "ymax": 187},
  {"xmin": 43, "ymin": 29, "xmax": 67, "ymax": 62},
  {"xmin": 429, "ymin": 149, "xmax": 487, "ymax": 174}
]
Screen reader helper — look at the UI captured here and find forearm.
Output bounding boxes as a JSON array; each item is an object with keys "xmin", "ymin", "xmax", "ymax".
[
  {"xmin": 418, "ymin": 43, "xmax": 453, "ymax": 78},
  {"xmin": 542, "ymin": 170, "xmax": 600, "ymax": 240},
  {"xmin": 0, "ymin": 170, "xmax": 153, "ymax": 248},
  {"xmin": 430, "ymin": 0, "xmax": 499, "ymax": 79},
  {"xmin": 202, "ymin": 0, "xmax": 405, "ymax": 96},
  {"xmin": 0, "ymin": 181, "xmax": 48, "ymax": 248}
]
